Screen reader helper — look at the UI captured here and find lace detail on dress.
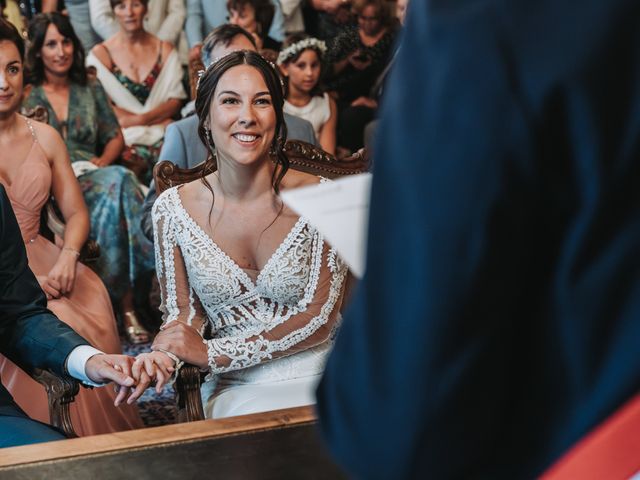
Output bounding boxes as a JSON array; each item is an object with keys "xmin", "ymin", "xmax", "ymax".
[{"xmin": 152, "ymin": 186, "xmax": 348, "ymax": 378}]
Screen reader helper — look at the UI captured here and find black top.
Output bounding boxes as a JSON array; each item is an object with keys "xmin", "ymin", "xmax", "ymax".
[{"xmin": 324, "ymin": 25, "xmax": 397, "ymax": 104}]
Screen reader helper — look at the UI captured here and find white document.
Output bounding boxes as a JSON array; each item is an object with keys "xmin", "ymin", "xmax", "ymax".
[{"xmin": 281, "ymin": 173, "xmax": 372, "ymax": 278}]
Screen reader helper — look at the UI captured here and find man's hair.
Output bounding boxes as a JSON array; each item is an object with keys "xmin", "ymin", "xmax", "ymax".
[
  {"xmin": 201, "ymin": 24, "xmax": 257, "ymax": 67},
  {"xmin": 0, "ymin": 17, "xmax": 24, "ymax": 60}
]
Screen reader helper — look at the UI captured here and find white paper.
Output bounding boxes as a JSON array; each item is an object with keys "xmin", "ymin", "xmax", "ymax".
[{"xmin": 281, "ymin": 173, "xmax": 372, "ymax": 278}]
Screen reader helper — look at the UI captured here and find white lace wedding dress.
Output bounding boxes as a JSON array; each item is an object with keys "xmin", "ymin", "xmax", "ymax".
[{"xmin": 153, "ymin": 186, "xmax": 348, "ymax": 418}]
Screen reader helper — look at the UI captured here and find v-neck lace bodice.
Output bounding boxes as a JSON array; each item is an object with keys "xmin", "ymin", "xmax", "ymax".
[{"xmin": 153, "ymin": 186, "xmax": 348, "ymax": 384}]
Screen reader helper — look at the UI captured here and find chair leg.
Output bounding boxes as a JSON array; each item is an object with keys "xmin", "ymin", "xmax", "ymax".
[{"xmin": 175, "ymin": 365, "xmax": 205, "ymax": 422}]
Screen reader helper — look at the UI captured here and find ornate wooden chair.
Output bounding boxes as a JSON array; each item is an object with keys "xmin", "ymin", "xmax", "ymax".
[{"xmin": 153, "ymin": 140, "xmax": 368, "ymax": 422}]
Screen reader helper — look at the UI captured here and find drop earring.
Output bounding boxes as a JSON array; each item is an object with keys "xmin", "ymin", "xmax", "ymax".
[{"xmin": 205, "ymin": 126, "xmax": 216, "ymax": 155}]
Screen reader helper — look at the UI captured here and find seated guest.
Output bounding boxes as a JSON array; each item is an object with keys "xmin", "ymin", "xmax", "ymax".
[
  {"xmin": 279, "ymin": 34, "xmax": 337, "ymax": 154},
  {"xmin": 0, "ymin": 18, "xmax": 142, "ymax": 435},
  {"xmin": 136, "ymin": 51, "xmax": 348, "ymax": 419},
  {"xmin": 227, "ymin": 0, "xmax": 281, "ymax": 51},
  {"xmin": 186, "ymin": 0, "xmax": 285, "ymax": 61},
  {"xmin": 89, "ymin": 0, "xmax": 185, "ymax": 48},
  {"xmin": 140, "ymin": 24, "xmax": 317, "ymax": 241},
  {"xmin": 324, "ymin": 0, "xmax": 397, "ymax": 151},
  {"xmin": 87, "ymin": 0, "xmax": 187, "ymax": 184},
  {"xmin": 306, "ymin": 0, "xmax": 354, "ymax": 42},
  {"xmin": 24, "ymin": 12, "xmax": 155, "ymax": 344},
  {"xmin": 347, "ymin": 0, "xmax": 408, "ymax": 152},
  {"xmin": 0, "ymin": 184, "xmax": 142, "ymax": 448}
]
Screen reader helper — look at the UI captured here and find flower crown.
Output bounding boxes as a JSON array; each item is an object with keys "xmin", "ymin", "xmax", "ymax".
[{"xmin": 276, "ymin": 38, "xmax": 327, "ymax": 65}]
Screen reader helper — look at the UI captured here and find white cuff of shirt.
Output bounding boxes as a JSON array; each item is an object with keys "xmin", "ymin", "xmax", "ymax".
[{"xmin": 66, "ymin": 345, "xmax": 105, "ymax": 387}]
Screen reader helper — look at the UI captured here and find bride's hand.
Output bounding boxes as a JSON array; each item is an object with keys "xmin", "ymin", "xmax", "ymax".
[
  {"xmin": 128, "ymin": 352, "xmax": 175, "ymax": 403},
  {"xmin": 151, "ymin": 322, "xmax": 208, "ymax": 370}
]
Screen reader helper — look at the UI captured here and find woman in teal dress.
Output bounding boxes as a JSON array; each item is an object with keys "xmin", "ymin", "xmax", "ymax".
[{"xmin": 24, "ymin": 12, "xmax": 154, "ymax": 343}]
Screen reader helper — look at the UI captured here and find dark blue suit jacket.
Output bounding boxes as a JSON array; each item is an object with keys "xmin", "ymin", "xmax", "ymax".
[
  {"xmin": 0, "ymin": 185, "xmax": 87, "ymax": 417},
  {"xmin": 317, "ymin": 1, "xmax": 640, "ymax": 478}
]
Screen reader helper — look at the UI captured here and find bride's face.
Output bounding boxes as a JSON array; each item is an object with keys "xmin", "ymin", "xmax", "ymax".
[
  {"xmin": 208, "ymin": 64, "xmax": 276, "ymax": 168},
  {"xmin": 0, "ymin": 40, "xmax": 23, "ymax": 116}
]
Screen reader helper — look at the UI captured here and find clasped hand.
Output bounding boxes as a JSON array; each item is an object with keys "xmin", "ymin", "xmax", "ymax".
[
  {"xmin": 120, "ymin": 322, "xmax": 208, "ymax": 405},
  {"xmin": 38, "ymin": 249, "xmax": 78, "ymax": 299}
]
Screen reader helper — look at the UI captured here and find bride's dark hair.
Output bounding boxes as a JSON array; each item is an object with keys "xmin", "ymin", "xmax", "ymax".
[{"xmin": 195, "ymin": 49, "xmax": 289, "ymax": 194}]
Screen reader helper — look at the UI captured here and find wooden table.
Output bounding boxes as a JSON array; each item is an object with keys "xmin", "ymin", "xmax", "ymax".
[{"xmin": 0, "ymin": 406, "xmax": 346, "ymax": 479}]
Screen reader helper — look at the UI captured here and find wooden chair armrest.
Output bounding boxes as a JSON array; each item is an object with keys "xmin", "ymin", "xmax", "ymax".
[
  {"xmin": 30, "ymin": 368, "xmax": 79, "ymax": 438},
  {"xmin": 175, "ymin": 364, "xmax": 205, "ymax": 423}
]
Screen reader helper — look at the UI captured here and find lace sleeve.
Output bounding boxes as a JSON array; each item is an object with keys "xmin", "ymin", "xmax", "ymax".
[
  {"xmin": 205, "ymin": 239, "xmax": 348, "ymax": 374},
  {"xmin": 152, "ymin": 191, "xmax": 206, "ymax": 330}
]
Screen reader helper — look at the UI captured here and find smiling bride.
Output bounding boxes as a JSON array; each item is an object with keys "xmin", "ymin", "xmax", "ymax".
[{"xmin": 134, "ymin": 50, "xmax": 348, "ymax": 419}]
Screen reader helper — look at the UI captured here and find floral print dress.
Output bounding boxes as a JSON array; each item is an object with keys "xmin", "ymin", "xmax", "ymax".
[{"xmin": 24, "ymin": 79, "xmax": 155, "ymax": 305}]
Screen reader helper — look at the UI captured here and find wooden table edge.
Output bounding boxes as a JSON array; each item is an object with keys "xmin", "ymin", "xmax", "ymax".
[{"xmin": 0, "ymin": 406, "xmax": 318, "ymax": 468}]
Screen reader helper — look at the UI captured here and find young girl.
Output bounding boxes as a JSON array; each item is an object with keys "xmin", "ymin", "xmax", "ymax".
[{"xmin": 278, "ymin": 34, "xmax": 337, "ymax": 154}]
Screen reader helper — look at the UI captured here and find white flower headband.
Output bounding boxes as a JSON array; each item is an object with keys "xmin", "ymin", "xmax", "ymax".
[{"xmin": 276, "ymin": 38, "xmax": 327, "ymax": 65}]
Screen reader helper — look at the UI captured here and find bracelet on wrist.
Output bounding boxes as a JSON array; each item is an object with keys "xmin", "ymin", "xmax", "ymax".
[
  {"xmin": 156, "ymin": 349, "xmax": 182, "ymax": 368},
  {"xmin": 62, "ymin": 247, "xmax": 81, "ymax": 258}
]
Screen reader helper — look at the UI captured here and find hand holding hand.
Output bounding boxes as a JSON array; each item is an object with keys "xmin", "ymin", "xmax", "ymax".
[
  {"xmin": 84, "ymin": 354, "xmax": 136, "ymax": 406},
  {"xmin": 151, "ymin": 322, "xmax": 208, "ymax": 369},
  {"xmin": 129, "ymin": 351, "xmax": 176, "ymax": 401}
]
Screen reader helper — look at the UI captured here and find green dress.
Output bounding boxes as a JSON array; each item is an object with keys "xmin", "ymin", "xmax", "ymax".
[{"xmin": 24, "ymin": 80, "xmax": 155, "ymax": 304}]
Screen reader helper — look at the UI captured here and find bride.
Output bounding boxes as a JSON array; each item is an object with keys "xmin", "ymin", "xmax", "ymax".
[{"xmin": 133, "ymin": 50, "xmax": 348, "ymax": 418}]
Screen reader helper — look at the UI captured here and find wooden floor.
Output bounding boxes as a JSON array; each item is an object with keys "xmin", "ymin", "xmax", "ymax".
[{"xmin": 0, "ymin": 406, "xmax": 346, "ymax": 480}]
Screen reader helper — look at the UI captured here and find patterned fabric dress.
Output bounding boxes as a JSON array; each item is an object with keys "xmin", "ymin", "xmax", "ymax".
[
  {"xmin": 113, "ymin": 51, "xmax": 164, "ymax": 185},
  {"xmin": 24, "ymin": 80, "xmax": 155, "ymax": 304}
]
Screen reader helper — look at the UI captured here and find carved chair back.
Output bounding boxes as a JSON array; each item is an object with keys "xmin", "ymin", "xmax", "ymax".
[{"xmin": 154, "ymin": 140, "xmax": 369, "ymax": 195}]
